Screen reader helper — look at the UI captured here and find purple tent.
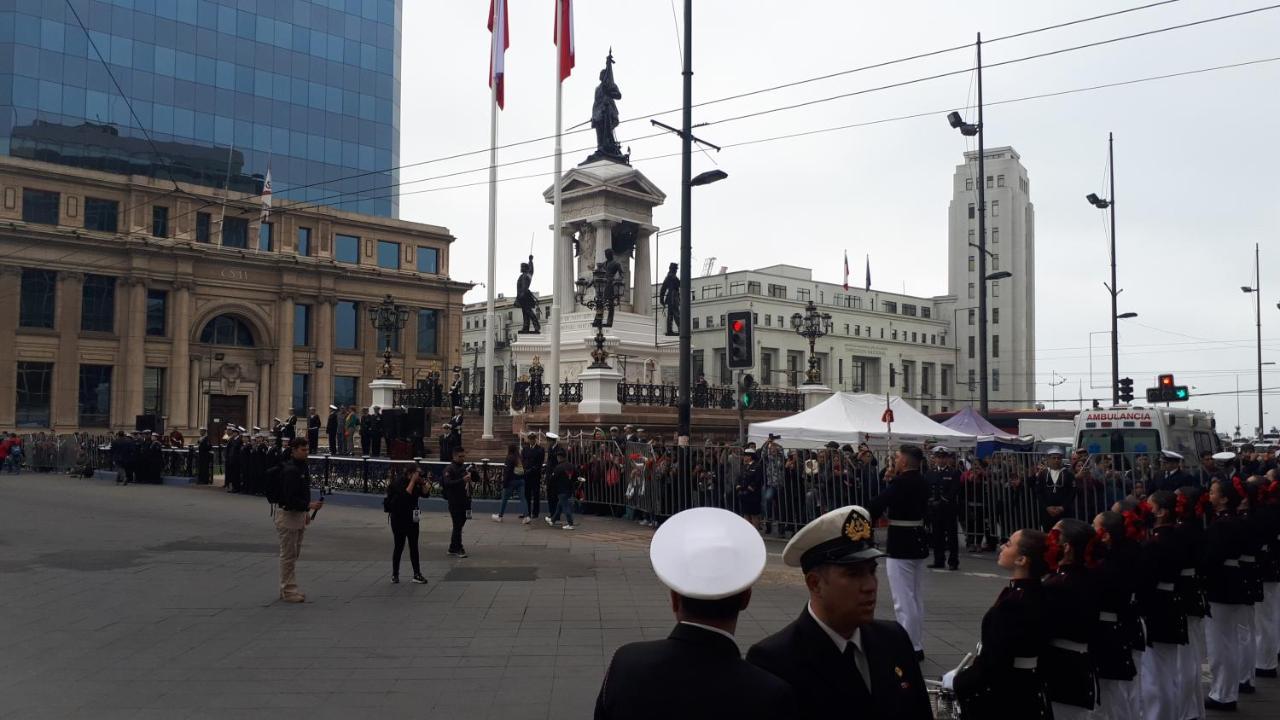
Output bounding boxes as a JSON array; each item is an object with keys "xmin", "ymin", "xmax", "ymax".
[{"xmin": 941, "ymin": 407, "xmax": 1020, "ymax": 441}]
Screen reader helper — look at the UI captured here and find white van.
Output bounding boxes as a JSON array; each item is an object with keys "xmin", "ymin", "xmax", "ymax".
[{"xmin": 1074, "ymin": 406, "xmax": 1220, "ymax": 458}]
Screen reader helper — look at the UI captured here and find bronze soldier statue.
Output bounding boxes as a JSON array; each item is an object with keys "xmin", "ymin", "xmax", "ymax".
[
  {"xmin": 516, "ymin": 254, "xmax": 540, "ymax": 333},
  {"xmin": 659, "ymin": 262, "xmax": 680, "ymax": 336},
  {"xmin": 586, "ymin": 52, "xmax": 627, "ymax": 164}
]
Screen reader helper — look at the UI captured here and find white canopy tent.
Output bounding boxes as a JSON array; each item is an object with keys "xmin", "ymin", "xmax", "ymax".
[{"xmin": 747, "ymin": 393, "xmax": 978, "ymax": 449}]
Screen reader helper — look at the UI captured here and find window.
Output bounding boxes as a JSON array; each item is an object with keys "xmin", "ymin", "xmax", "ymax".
[
  {"xmin": 292, "ymin": 374, "xmax": 311, "ymax": 416},
  {"xmin": 706, "ymin": 316, "xmax": 714, "ymax": 328},
  {"xmin": 719, "ymin": 314, "xmax": 726, "ymax": 328},
  {"xmin": 967, "ymin": 203, "xmax": 974, "ymax": 219},
  {"xmin": 993, "ymin": 308, "xmax": 1000, "ymax": 325},
  {"xmin": 417, "ymin": 247, "xmax": 439, "ymax": 273},
  {"xmin": 222, "ymin": 217, "xmax": 248, "ymax": 248},
  {"xmin": 968, "ymin": 369, "xmax": 976, "ymax": 390},
  {"xmin": 922, "ymin": 307, "xmax": 931, "ymax": 319},
  {"xmin": 196, "ymin": 212, "xmax": 212, "ymax": 243},
  {"xmin": 80, "ymin": 275, "xmax": 116, "ymax": 332},
  {"xmin": 968, "ymin": 229, "xmax": 974, "ymax": 243},
  {"xmin": 335, "ymin": 301, "xmax": 359, "ymax": 349},
  {"xmin": 990, "ymin": 253, "xmax": 1001, "ymax": 271},
  {"xmin": 903, "ymin": 304, "xmax": 917, "ymax": 317},
  {"xmin": 78, "ymin": 365, "xmax": 113, "ymax": 427},
  {"xmin": 796, "ymin": 289, "xmax": 811, "ymax": 302},
  {"xmin": 891, "ymin": 329, "xmax": 898, "ymax": 341},
  {"xmin": 968, "ymin": 255, "xmax": 975, "ymax": 272},
  {"xmin": 993, "ymin": 335, "xmax": 1000, "ymax": 358},
  {"xmin": 15, "ymin": 362, "xmax": 52, "ymax": 428},
  {"xmin": 336, "ymin": 234, "xmax": 360, "ymax": 264},
  {"xmin": 941, "ymin": 368, "xmax": 950, "ymax": 396},
  {"xmin": 417, "ymin": 309, "xmax": 439, "ymax": 355},
  {"xmin": 986, "ymin": 175, "xmax": 993, "ymax": 189},
  {"xmin": 991, "ymin": 200, "xmax": 1000, "ymax": 217},
  {"xmin": 83, "ymin": 197, "xmax": 119, "ymax": 233},
  {"xmin": 764, "ymin": 315, "xmax": 771, "ymax": 327},
  {"xmin": 702, "ymin": 285, "xmax": 722, "ymax": 298},
  {"xmin": 779, "ymin": 316, "xmax": 785, "ymax": 327},
  {"xmin": 991, "ymin": 227, "xmax": 999, "ymax": 244},
  {"xmin": 882, "ymin": 301, "xmax": 897, "ymax": 314},
  {"xmin": 377, "ymin": 240, "xmax": 401, "ymax": 270},
  {"xmin": 146, "ymin": 289, "xmax": 167, "ymax": 336},
  {"xmin": 854, "ymin": 325, "xmax": 861, "ymax": 337},
  {"xmin": 692, "ymin": 317, "xmax": 700, "ymax": 329},
  {"xmin": 297, "ymin": 227, "xmax": 312, "ymax": 256},
  {"xmin": 992, "ymin": 368, "xmax": 1001, "ymax": 392},
  {"xmin": 992, "ymin": 281, "xmax": 1000, "ymax": 298},
  {"xmin": 729, "ymin": 282, "xmax": 745, "ymax": 295},
  {"xmin": 199, "ymin": 315, "xmax": 255, "ymax": 346},
  {"xmin": 965, "ymin": 178, "xmax": 973, "ymax": 191},
  {"xmin": 997, "ymin": 174, "xmax": 1006, "ymax": 187},
  {"xmin": 843, "ymin": 323, "xmax": 848, "ymax": 335},
  {"xmin": 294, "ymin": 304, "xmax": 312, "ymax": 346},
  {"xmin": 768, "ymin": 284, "xmax": 787, "ymax": 299},
  {"xmin": 850, "ymin": 360, "xmax": 866, "ymax": 391},
  {"xmin": 22, "ymin": 189, "xmax": 60, "ymax": 225},
  {"xmin": 968, "ymin": 336, "xmax": 975, "ymax": 359},
  {"xmin": 143, "ymin": 367, "xmax": 165, "ymax": 417},
  {"xmin": 911, "ymin": 332, "xmax": 917, "ymax": 342},
  {"xmin": 19, "ymin": 269, "xmax": 56, "ymax": 328},
  {"xmin": 967, "ymin": 282, "xmax": 975, "ymax": 299},
  {"xmin": 152, "ymin": 206, "xmax": 169, "ymax": 238},
  {"xmin": 922, "ymin": 367, "xmax": 931, "ymax": 394},
  {"xmin": 258, "ymin": 222, "xmax": 274, "ymax": 251},
  {"xmin": 747, "ymin": 281, "xmax": 761, "ymax": 295},
  {"xmin": 333, "ymin": 376, "xmax": 358, "ymax": 408}
]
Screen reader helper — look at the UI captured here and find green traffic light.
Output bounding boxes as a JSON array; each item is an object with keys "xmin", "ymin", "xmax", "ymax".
[{"xmin": 1175, "ymin": 387, "xmax": 1188, "ymax": 400}]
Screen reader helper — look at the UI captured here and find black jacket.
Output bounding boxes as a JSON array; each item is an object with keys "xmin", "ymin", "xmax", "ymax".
[
  {"xmin": 277, "ymin": 458, "xmax": 311, "ymax": 512},
  {"xmin": 596, "ymin": 623, "xmax": 798, "ymax": 720},
  {"xmin": 746, "ymin": 609, "xmax": 931, "ymax": 720},
  {"xmin": 385, "ymin": 474, "xmax": 427, "ymax": 523},
  {"xmin": 955, "ymin": 578, "xmax": 1052, "ymax": 720},
  {"xmin": 326, "ymin": 412, "xmax": 339, "ymax": 434},
  {"xmin": 1151, "ymin": 469, "xmax": 1192, "ymax": 494},
  {"xmin": 1033, "ymin": 467, "xmax": 1076, "ymax": 517},
  {"xmin": 1091, "ymin": 538, "xmax": 1145, "ymax": 678},
  {"xmin": 867, "ymin": 469, "xmax": 930, "ymax": 559},
  {"xmin": 1201, "ymin": 511, "xmax": 1249, "ymax": 605},
  {"xmin": 441, "ymin": 462, "xmax": 469, "ymax": 513},
  {"xmin": 1040, "ymin": 565, "xmax": 1099, "ymax": 710},
  {"xmin": 1139, "ymin": 525, "xmax": 1189, "ymax": 645},
  {"xmin": 927, "ymin": 465, "xmax": 962, "ymax": 509},
  {"xmin": 521, "ymin": 443, "xmax": 545, "ymax": 479}
]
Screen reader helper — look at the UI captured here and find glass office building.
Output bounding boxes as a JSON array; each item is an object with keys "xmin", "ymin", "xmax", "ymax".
[{"xmin": 0, "ymin": 0, "xmax": 402, "ymax": 217}]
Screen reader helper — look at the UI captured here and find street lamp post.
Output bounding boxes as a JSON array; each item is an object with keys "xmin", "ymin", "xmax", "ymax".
[
  {"xmin": 1087, "ymin": 132, "xmax": 1122, "ymax": 404},
  {"xmin": 575, "ymin": 264, "xmax": 622, "ymax": 370},
  {"xmin": 367, "ymin": 294, "xmax": 409, "ymax": 380},
  {"xmin": 790, "ymin": 300, "xmax": 833, "ymax": 385},
  {"xmin": 1242, "ymin": 242, "xmax": 1264, "ymax": 438}
]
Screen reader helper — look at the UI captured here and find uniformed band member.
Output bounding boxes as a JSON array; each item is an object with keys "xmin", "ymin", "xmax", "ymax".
[
  {"xmin": 594, "ymin": 508, "xmax": 796, "ymax": 719},
  {"xmin": 866, "ymin": 445, "xmax": 931, "ymax": 659},
  {"xmin": 1090, "ymin": 508, "xmax": 1144, "ymax": 719},
  {"xmin": 306, "ymin": 407, "xmax": 321, "ymax": 452},
  {"xmin": 325, "ymin": 405, "xmax": 339, "ymax": 453},
  {"xmin": 1204, "ymin": 452, "xmax": 1251, "ymax": 711},
  {"xmin": 746, "ymin": 505, "xmax": 931, "ymax": 719},
  {"xmin": 225, "ymin": 426, "xmax": 244, "ymax": 492},
  {"xmin": 1040, "ymin": 518, "xmax": 1100, "ymax": 720},
  {"xmin": 438, "ymin": 423, "xmax": 455, "ymax": 462},
  {"xmin": 1138, "ymin": 491, "xmax": 1188, "ymax": 718},
  {"xmin": 948, "ymin": 528, "xmax": 1052, "ymax": 719},
  {"xmin": 1174, "ymin": 484, "xmax": 1211, "ymax": 717},
  {"xmin": 926, "ymin": 446, "xmax": 961, "ymax": 571},
  {"xmin": 196, "ymin": 428, "xmax": 212, "ymax": 485}
]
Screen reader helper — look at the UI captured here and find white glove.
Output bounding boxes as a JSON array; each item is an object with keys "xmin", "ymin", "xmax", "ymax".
[{"xmin": 941, "ymin": 669, "xmax": 957, "ymax": 690}]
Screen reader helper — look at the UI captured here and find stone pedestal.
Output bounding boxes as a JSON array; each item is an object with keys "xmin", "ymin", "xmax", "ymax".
[
  {"xmin": 511, "ymin": 310, "xmax": 679, "ymax": 385},
  {"xmin": 800, "ymin": 384, "xmax": 833, "ymax": 410},
  {"xmin": 369, "ymin": 378, "xmax": 406, "ymax": 410},
  {"xmin": 578, "ymin": 366, "xmax": 623, "ymax": 415}
]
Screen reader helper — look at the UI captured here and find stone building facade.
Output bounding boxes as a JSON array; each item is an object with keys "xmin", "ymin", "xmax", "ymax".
[{"xmin": 0, "ymin": 156, "xmax": 467, "ymax": 436}]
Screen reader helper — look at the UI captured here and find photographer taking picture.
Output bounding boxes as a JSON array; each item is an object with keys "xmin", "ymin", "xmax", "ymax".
[
  {"xmin": 443, "ymin": 448, "xmax": 470, "ymax": 558},
  {"xmin": 386, "ymin": 466, "xmax": 429, "ymax": 584}
]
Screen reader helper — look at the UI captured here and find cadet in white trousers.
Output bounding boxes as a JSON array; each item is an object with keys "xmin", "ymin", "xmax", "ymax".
[
  {"xmin": 1202, "ymin": 470, "xmax": 1250, "ymax": 712},
  {"xmin": 867, "ymin": 444, "xmax": 932, "ymax": 659}
]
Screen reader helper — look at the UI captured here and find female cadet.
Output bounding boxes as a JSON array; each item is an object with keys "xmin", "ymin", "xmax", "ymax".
[
  {"xmin": 952, "ymin": 528, "xmax": 1052, "ymax": 720},
  {"xmin": 1202, "ymin": 477, "xmax": 1249, "ymax": 711},
  {"xmin": 1236, "ymin": 479, "xmax": 1266, "ymax": 695},
  {"xmin": 1138, "ymin": 490, "xmax": 1189, "ymax": 719},
  {"xmin": 1174, "ymin": 484, "xmax": 1211, "ymax": 717},
  {"xmin": 1250, "ymin": 476, "xmax": 1280, "ymax": 681},
  {"xmin": 1090, "ymin": 509, "xmax": 1144, "ymax": 718},
  {"xmin": 1040, "ymin": 518, "xmax": 1101, "ymax": 720}
]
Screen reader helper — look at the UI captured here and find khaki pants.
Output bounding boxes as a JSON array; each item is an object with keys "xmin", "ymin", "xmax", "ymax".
[{"xmin": 275, "ymin": 510, "xmax": 307, "ymax": 596}]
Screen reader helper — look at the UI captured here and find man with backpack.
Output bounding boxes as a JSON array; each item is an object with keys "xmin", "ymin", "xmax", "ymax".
[{"xmin": 270, "ymin": 438, "xmax": 322, "ymax": 603}]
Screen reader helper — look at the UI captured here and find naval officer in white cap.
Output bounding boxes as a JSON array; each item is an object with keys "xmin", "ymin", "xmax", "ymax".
[
  {"xmin": 747, "ymin": 505, "xmax": 931, "ymax": 719},
  {"xmin": 595, "ymin": 507, "xmax": 797, "ymax": 720}
]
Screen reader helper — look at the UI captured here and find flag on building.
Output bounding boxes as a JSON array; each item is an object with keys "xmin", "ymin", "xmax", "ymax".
[
  {"xmin": 865, "ymin": 255, "xmax": 871, "ymax": 291},
  {"xmin": 843, "ymin": 250, "xmax": 849, "ymax": 291},
  {"xmin": 488, "ymin": 0, "xmax": 510, "ymax": 108},
  {"xmin": 260, "ymin": 167, "xmax": 272, "ymax": 223},
  {"xmin": 554, "ymin": 0, "xmax": 574, "ymax": 81}
]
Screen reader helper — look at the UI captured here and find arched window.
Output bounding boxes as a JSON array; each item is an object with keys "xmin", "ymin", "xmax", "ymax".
[{"xmin": 200, "ymin": 315, "xmax": 255, "ymax": 347}]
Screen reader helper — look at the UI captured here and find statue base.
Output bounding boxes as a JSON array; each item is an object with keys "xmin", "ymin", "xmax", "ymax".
[
  {"xmin": 511, "ymin": 310, "xmax": 679, "ymax": 386},
  {"xmin": 578, "ymin": 366, "xmax": 623, "ymax": 415},
  {"xmin": 370, "ymin": 378, "xmax": 406, "ymax": 410},
  {"xmin": 800, "ymin": 384, "xmax": 833, "ymax": 410},
  {"xmin": 583, "ymin": 148, "xmax": 630, "ymax": 166}
]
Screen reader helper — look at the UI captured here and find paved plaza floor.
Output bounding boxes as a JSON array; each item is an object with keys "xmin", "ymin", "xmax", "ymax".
[{"xmin": 0, "ymin": 473, "xmax": 1273, "ymax": 719}]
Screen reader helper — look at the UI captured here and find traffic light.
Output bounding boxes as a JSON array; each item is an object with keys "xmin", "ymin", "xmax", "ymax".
[
  {"xmin": 1146, "ymin": 373, "xmax": 1191, "ymax": 403},
  {"xmin": 739, "ymin": 373, "xmax": 756, "ymax": 409},
  {"xmin": 726, "ymin": 311, "xmax": 754, "ymax": 370},
  {"xmin": 1117, "ymin": 377, "xmax": 1134, "ymax": 403}
]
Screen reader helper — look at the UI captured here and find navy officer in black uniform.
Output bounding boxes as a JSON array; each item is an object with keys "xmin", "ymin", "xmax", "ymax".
[
  {"xmin": 867, "ymin": 444, "xmax": 931, "ymax": 659},
  {"xmin": 747, "ymin": 505, "xmax": 931, "ymax": 719},
  {"xmin": 926, "ymin": 445, "xmax": 962, "ymax": 570},
  {"xmin": 595, "ymin": 507, "xmax": 797, "ymax": 720}
]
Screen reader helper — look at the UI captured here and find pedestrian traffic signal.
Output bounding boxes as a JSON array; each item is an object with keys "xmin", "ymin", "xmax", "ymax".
[
  {"xmin": 739, "ymin": 373, "xmax": 756, "ymax": 409},
  {"xmin": 1117, "ymin": 377, "xmax": 1134, "ymax": 403},
  {"xmin": 1146, "ymin": 374, "xmax": 1191, "ymax": 403},
  {"xmin": 726, "ymin": 311, "xmax": 754, "ymax": 370}
]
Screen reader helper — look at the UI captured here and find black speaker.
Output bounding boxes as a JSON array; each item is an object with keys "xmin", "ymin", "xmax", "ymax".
[
  {"xmin": 380, "ymin": 408, "xmax": 405, "ymax": 441},
  {"xmin": 135, "ymin": 414, "xmax": 159, "ymax": 433},
  {"xmin": 402, "ymin": 406, "xmax": 427, "ymax": 437}
]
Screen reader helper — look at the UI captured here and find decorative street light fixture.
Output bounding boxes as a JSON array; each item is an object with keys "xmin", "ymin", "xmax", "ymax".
[
  {"xmin": 367, "ymin": 294, "xmax": 409, "ymax": 379},
  {"xmin": 575, "ymin": 263, "xmax": 622, "ymax": 369},
  {"xmin": 791, "ymin": 300, "xmax": 833, "ymax": 385}
]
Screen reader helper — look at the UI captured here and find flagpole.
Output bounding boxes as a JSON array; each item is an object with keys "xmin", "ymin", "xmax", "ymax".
[
  {"xmin": 548, "ymin": 2, "xmax": 565, "ymax": 435},
  {"xmin": 482, "ymin": 29, "xmax": 499, "ymax": 441}
]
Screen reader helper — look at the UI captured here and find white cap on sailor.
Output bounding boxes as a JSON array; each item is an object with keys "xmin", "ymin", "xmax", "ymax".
[
  {"xmin": 1160, "ymin": 450, "xmax": 1183, "ymax": 461},
  {"xmin": 649, "ymin": 508, "xmax": 766, "ymax": 600},
  {"xmin": 1212, "ymin": 451, "xmax": 1237, "ymax": 463},
  {"xmin": 781, "ymin": 505, "xmax": 884, "ymax": 571},
  {"xmin": 329, "ymin": 404, "xmax": 338, "ymax": 410},
  {"xmin": 545, "ymin": 432, "xmax": 559, "ymax": 441}
]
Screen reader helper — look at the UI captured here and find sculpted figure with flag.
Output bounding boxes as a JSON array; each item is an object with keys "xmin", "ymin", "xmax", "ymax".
[{"xmin": 588, "ymin": 52, "xmax": 626, "ymax": 163}]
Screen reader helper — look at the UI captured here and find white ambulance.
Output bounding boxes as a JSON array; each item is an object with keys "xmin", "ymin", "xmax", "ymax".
[{"xmin": 1073, "ymin": 406, "xmax": 1221, "ymax": 458}]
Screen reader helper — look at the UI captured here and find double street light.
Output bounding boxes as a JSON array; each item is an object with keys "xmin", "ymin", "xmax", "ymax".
[
  {"xmin": 1086, "ymin": 132, "xmax": 1126, "ymax": 405},
  {"xmin": 790, "ymin": 300, "xmax": 833, "ymax": 385},
  {"xmin": 1241, "ymin": 242, "xmax": 1266, "ymax": 438}
]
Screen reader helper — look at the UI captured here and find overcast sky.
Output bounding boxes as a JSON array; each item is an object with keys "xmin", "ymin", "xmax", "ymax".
[{"xmin": 398, "ymin": 0, "xmax": 1280, "ymax": 434}]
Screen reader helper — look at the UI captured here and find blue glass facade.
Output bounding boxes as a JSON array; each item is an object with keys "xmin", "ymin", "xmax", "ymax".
[{"xmin": 0, "ymin": 0, "xmax": 401, "ymax": 217}]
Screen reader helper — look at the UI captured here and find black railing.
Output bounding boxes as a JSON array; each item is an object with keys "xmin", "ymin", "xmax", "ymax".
[
  {"xmin": 560, "ymin": 382, "xmax": 583, "ymax": 404},
  {"xmin": 615, "ymin": 383, "xmax": 803, "ymax": 411},
  {"xmin": 617, "ymin": 383, "xmax": 678, "ymax": 406}
]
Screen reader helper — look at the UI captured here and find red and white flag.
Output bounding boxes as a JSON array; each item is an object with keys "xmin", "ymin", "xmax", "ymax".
[
  {"xmin": 260, "ymin": 167, "xmax": 272, "ymax": 223},
  {"xmin": 843, "ymin": 250, "xmax": 849, "ymax": 291},
  {"xmin": 488, "ymin": 0, "xmax": 510, "ymax": 108},
  {"xmin": 554, "ymin": 0, "xmax": 574, "ymax": 81}
]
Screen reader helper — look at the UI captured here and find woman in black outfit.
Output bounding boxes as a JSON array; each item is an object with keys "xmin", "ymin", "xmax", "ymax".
[
  {"xmin": 386, "ymin": 466, "xmax": 428, "ymax": 584},
  {"xmin": 1202, "ymin": 477, "xmax": 1249, "ymax": 711},
  {"xmin": 952, "ymin": 528, "xmax": 1053, "ymax": 720},
  {"xmin": 1090, "ymin": 509, "xmax": 1144, "ymax": 719},
  {"xmin": 1040, "ymin": 518, "xmax": 1101, "ymax": 720}
]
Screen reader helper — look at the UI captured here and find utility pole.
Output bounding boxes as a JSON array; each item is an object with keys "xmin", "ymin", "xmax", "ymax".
[
  {"xmin": 1108, "ymin": 133, "xmax": 1119, "ymax": 405},
  {"xmin": 1255, "ymin": 242, "xmax": 1264, "ymax": 437},
  {"xmin": 975, "ymin": 33, "xmax": 989, "ymax": 416},
  {"xmin": 677, "ymin": 0, "xmax": 694, "ymax": 444}
]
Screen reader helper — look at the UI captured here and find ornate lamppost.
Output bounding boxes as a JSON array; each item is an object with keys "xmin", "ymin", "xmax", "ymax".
[
  {"xmin": 575, "ymin": 263, "xmax": 622, "ymax": 369},
  {"xmin": 790, "ymin": 300, "xmax": 832, "ymax": 385},
  {"xmin": 367, "ymin": 294, "xmax": 410, "ymax": 379}
]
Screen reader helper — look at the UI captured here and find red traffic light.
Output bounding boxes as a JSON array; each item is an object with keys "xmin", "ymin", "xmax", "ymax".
[
  {"xmin": 731, "ymin": 319, "xmax": 745, "ymax": 332},
  {"xmin": 1158, "ymin": 374, "xmax": 1174, "ymax": 388}
]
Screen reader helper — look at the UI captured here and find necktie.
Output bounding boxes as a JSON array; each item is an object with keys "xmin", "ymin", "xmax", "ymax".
[{"xmin": 844, "ymin": 641, "xmax": 871, "ymax": 693}]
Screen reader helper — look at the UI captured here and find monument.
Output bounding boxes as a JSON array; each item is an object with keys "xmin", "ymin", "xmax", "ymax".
[{"xmin": 511, "ymin": 53, "xmax": 677, "ymax": 411}]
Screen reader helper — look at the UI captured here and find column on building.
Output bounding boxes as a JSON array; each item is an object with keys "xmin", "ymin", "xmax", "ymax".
[
  {"xmin": 314, "ymin": 297, "xmax": 335, "ymax": 412},
  {"xmin": 257, "ymin": 354, "xmax": 272, "ymax": 430},
  {"xmin": 168, "ymin": 281, "xmax": 193, "ymax": 431},
  {"xmin": 121, "ymin": 277, "xmax": 147, "ymax": 425},
  {"xmin": 275, "ymin": 293, "xmax": 294, "ymax": 419},
  {"xmin": 188, "ymin": 353, "xmax": 202, "ymax": 430},
  {"xmin": 0, "ymin": 267, "xmax": 19, "ymax": 428},
  {"xmin": 631, "ymin": 228, "xmax": 653, "ymax": 317},
  {"xmin": 559, "ymin": 224, "xmax": 578, "ymax": 312},
  {"xmin": 53, "ymin": 271, "xmax": 84, "ymax": 429}
]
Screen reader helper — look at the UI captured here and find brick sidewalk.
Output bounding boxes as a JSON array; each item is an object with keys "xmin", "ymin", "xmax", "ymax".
[{"xmin": 0, "ymin": 474, "xmax": 1269, "ymax": 718}]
